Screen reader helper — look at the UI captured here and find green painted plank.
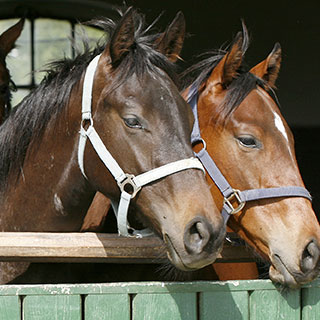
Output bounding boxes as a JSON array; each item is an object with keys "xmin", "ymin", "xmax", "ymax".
[
  {"xmin": 133, "ymin": 292, "xmax": 196, "ymax": 320},
  {"xmin": 23, "ymin": 295, "xmax": 81, "ymax": 320},
  {"xmin": 85, "ymin": 293, "xmax": 129, "ymax": 320},
  {"xmin": 200, "ymin": 291, "xmax": 249, "ymax": 320},
  {"xmin": 0, "ymin": 279, "xmax": 318, "ymax": 296},
  {"xmin": 301, "ymin": 279, "xmax": 320, "ymax": 288},
  {"xmin": 0, "ymin": 295, "xmax": 20, "ymax": 320},
  {"xmin": 302, "ymin": 287, "xmax": 320, "ymax": 319},
  {"xmin": 250, "ymin": 289, "xmax": 300, "ymax": 320},
  {"xmin": 0, "ymin": 280, "xmax": 283, "ymax": 296}
]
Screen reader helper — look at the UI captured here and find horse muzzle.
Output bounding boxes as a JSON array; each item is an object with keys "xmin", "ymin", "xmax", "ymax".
[
  {"xmin": 164, "ymin": 216, "xmax": 225, "ymax": 271},
  {"xmin": 269, "ymin": 240, "xmax": 320, "ymax": 288}
]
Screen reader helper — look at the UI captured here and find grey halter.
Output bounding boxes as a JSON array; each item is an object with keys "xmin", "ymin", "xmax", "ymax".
[{"xmin": 187, "ymin": 83, "xmax": 312, "ymax": 224}]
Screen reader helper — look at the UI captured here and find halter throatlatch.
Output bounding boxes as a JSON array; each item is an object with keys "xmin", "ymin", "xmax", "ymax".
[
  {"xmin": 78, "ymin": 54, "xmax": 206, "ymax": 237},
  {"xmin": 188, "ymin": 83, "xmax": 312, "ymax": 224}
]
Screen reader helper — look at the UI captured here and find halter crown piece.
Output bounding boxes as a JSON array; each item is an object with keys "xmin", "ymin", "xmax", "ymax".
[
  {"xmin": 78, "ymin": 54, "xmax": 206, "ymax": 237},
  {"xmin": 187, "ymin": 82, "xmax": 312, "ymax": 224}
]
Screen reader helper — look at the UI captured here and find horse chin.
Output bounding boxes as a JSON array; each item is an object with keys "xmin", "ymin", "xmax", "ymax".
[
  {"xmin": 164, "ymin": 234, "xmax": 198, "ymax": 272},
  {"xmin": 269, "ymin": 255, "xmax": 299, "ymax": 288}
]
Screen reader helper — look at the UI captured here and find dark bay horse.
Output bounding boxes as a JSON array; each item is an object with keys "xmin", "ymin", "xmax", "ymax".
[
  {"xmin": 0, "ymin": 19, "xmax": 24, "ymax": 123},
  {"xmin": 180, "ymin": 29, "xmax": 320, "ymax": 287},
  {"xmin": 0, "ymin": 8, "xmax": 225, "ymax": 283}
]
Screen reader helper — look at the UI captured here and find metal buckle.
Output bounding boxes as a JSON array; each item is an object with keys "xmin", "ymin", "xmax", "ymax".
[
  {"xmin": 117, "ymin": 174, "xmax": 141, "ymax": 198},
  {"xmin": 81, "ymin": 116, "xmax": 93, "ymax": 131},
  {"xmin": 223, "ymin": 189, "xmax": 245, "ymax": 214}
]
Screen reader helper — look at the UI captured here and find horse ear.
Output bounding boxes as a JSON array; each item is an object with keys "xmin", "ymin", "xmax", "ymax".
[
  {"xmin": 108, "ymin": 7, "xmax": 135, "ymax": 66},
  {"xmin": 250, "ymin": 43, "xmax": 281, "ymax": 88},
  {"xmin": 155, "ymin": 11, "xmax": 186, "ymax": 62},
  {"xmin": 0, "ymin": 18, "xmax": 24, "ymax": 55},
  {"xmin": 206, "ymin": 32, "xmax": 244, "ymax": 90}
]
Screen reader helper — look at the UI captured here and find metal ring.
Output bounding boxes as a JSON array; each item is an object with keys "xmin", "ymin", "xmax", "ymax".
[
  {"xmin": 192, "ymin": 138, "xmax": 207, "ymax": 152},
  {"xmin": 200, "ymin": 138, "xmax": 207, "ymax": 151},
  {"xmin": 81, "ymin": 117, "xmax": 93, "ymax": 130},
  {"xmin": 117, "ymin": 174, "xmax": 141, "ymax": 199}
]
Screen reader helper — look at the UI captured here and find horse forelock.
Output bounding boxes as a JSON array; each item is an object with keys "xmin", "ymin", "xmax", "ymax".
[
  {"xmin": 0, "ymin": 7, "xmax": 179, "ymax": 188},
  {"xmin": 218, "ymin": 72, "xmax": 266, "ymax": 121},
  {"xmin": 180, "ymin": 51, "xmax": 226, "ymax": 92}
]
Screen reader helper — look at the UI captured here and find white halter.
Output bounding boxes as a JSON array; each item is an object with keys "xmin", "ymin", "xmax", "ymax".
[{"xmin": 78, "ymin": 54, "xmax": 205, "ymax": 237}]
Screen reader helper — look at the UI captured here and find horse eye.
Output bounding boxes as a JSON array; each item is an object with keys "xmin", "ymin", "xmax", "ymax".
[
  {"xmin": 237, "ymin": 136, "xmax": 260, "ymax": 149},
  {"xmin": 124, "ymin": 117, "xmax": 143, "ymax": 129}
]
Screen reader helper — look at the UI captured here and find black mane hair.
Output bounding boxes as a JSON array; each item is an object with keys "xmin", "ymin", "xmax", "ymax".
[
  {"xmin": 3, "ymin": 77, "xmax": 15, "ymax": 120},
  {"xmin": 180, "ymin": 31, "xmax": 272, "ymax": 122},
  {"xmin": 0, "ymin": 49, "xmax": 15, "ymax": 120},
  {"xmin": 0, "ymin": 7, "xmax": 179, "ymax": 188}
]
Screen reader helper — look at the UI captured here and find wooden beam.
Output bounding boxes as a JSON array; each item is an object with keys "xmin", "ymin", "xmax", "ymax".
[{"xmin": 0, "ymin": 232, "xmax": 255, "ymax": 263}]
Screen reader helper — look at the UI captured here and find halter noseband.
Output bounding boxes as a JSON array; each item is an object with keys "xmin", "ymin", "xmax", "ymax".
[
  {"xmin": 78, "ymin": 54, "xmax": 206, "ymax": 237},
  {"xmin": 188, "ymin": 82, "xmax": 312, "ymax": 224}
]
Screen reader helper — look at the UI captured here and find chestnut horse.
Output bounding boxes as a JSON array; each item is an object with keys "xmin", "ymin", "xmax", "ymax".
[
  {"xmin": 0, "ymin": 19, "xmax": 24, "ymax": 123},
  {"xmin": 84, "ymin": 27, "xmax": 320, "ymax": 288},
  {"xmin": 180, "ymin": 30, "xmax": 320, "ymax": 287},
  {"xmin": 0, "ymin": 8, "xmax": 225, "ymax": 283}
]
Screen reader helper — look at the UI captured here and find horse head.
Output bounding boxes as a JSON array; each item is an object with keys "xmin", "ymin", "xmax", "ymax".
[
  {"xmin": 76, "ymin": 8, "xmax": 226, "ymax": 271},
  {"xmin": 185, "ymin": 30, "xmax": 320, "ymax": 287}
]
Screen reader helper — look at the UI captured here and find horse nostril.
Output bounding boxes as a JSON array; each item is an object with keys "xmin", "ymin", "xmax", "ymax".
[
  {"xmin": 301, "ymin": 240, "xmax": 320, "ymax": 273},
  {"xmin": 184, "ymin": 217, "xmax": 212, "ymax": 254}
]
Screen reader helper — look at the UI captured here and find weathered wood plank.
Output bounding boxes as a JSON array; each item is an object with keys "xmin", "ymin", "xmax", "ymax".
[
  {"xmin": 23, "ymin": 295, "xmax": 81, "ymax": 320},
  {"xmin": 200, "ymin": 291, "xmax": 249, "ymax": 320},
  {"xmin": 301, "ymin": 287, "xmax": 320, "ymax": 320},
  {"xmin": 0, "ymin": 295, "xmax": 20, "ymax": 320},
  {"xmin": 249, "ymin": 289, "xmax": 300, "ymax": 320},
  {"xmin": 0, "ymin": 232, "xmax": 166, "ymax": 263},
  {"xmin": 0, "ymin": 232, "xmax": 254, "ymax": 263},
  {"xmin": 1, "ymin": 279, "xmax": 314, "ymax": 296},
  {"xmin": 133, "ymin": 292, "xmax": 196, "ymax": 320},
  {"xmin": 85, "ymin": 294, "xmax": 130, "ymax": 320}
]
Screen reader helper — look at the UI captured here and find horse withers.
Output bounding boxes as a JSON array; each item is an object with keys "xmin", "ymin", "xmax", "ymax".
[
  {"xmin": 0, "ymin": 8, "xmax": 225, "ymax": 283},
  {"xmin": 181, "ymin": 28, "xmax": 320, "ymax": 288}
]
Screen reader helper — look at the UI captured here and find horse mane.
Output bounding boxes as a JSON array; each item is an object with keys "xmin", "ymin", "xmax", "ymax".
[
  {"xmin": 0, "ymin": 48, "xmax": 15, "ymax": 120},
  {"xmin": 180, "ymin": 31, "xmax": 270, "ymax": 121},
  {"xmin": 0, "ymin": 7, "xmax": 178, "ymax": 188}
]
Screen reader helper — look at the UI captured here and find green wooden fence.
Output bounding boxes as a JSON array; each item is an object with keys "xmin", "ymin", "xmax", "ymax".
[{"xmin": 0, "ymin": 279, "xmax": 319, "ymax": 319}]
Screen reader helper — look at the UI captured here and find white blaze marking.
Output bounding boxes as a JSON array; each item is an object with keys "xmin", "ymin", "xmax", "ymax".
[{"xmin": 274, "ymin": 112, "xmax": 289, "ymax": 142}]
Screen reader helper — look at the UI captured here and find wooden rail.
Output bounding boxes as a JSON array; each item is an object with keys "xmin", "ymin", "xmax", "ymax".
[{"xmin": 0, "ymin": 232, "xmax": 254, "ymax": 263}]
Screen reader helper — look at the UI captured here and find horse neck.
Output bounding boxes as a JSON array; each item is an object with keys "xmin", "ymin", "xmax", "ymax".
[{"xmin": 0, "ymin": 83, "xmax": 95, "ymax": 232}]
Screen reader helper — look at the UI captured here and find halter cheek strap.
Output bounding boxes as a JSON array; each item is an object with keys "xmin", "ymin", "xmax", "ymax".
[
  {"xmin": 78, "ymin": 55, "xmax": 205, "ymax": 237},
  {"xmin": 188, "ymin": 82, "xmax": 312, "ymax": 224}
]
